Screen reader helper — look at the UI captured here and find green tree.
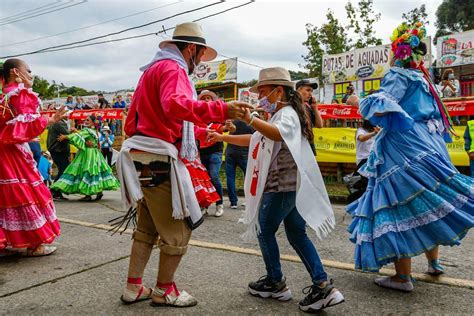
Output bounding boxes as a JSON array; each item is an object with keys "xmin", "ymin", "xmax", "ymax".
[
  {"xmin": 32, "ymin": 76, "xmax": 51, "ymax": 99},
  {"xmin": 302, "ymin": 9, "xmax": 351, "ymax": 79},
  {"xmin": 402, "ymin": 4, "xmax": 429, "ymax": 26},
  {"xmin": 241, "ymin": 79, "xmax": 258, "ymax": 87},
  {"xmin": 435, "ymin": 0, "xmax": 474, "ymax": 41},
  {"xmin": 289, "ymin": 70, "xmax": 309, "ymax": 81},
  {"xmin": 345, "ymin": 0, "xmax": 382, "ymax": 49}
]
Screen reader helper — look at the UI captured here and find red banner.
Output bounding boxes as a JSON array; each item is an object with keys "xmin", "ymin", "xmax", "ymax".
[
  {"xmin": 318, "ymin": 99, "xmax": 474, "ymax": 119},
  {"xmin": 444, "ymin": 99, "xmax": 474, "ymax": 116},
  {"xmin": 41, "ymin": 108, "xmax": 125, "ymax": 119},
  {"xmin": 318, "ymin": 105, "xmax": 361, "ymax": 119}
]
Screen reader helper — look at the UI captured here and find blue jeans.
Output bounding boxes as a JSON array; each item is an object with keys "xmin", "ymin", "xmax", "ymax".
[
  {"xmin": 201, "ymin": 152, "xmax": 223, "ymax": 205},
  {"xmin": 225, "ymin": 153, "xmax": 248, "ymax": 206},
  {"xmin": 258, "ymin": 191, "xmax": 328, "ymax": 285},
  {"xmin": 470, "ymin": 160, "xmax": 474, "ymax": 177}
]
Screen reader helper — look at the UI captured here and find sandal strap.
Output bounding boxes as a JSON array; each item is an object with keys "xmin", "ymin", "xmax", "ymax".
[
  {"xmin": 153, "ymin": 282, "xmax": 180, "ymax": 299},
  {"xmin": 135, "ymin": 286, "xmax": 144, "ymax": 301}
]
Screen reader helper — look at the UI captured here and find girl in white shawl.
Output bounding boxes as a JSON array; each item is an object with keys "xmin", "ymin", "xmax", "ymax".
[{"xmin": 208, "ymin": 67, "xmax": 344, "ymax": 313}]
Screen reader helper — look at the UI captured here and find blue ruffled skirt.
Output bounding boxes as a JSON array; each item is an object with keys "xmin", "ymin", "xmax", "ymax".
[{"xmin": 347, "ymin": 121, "xmax": 474, "ymax": 272}]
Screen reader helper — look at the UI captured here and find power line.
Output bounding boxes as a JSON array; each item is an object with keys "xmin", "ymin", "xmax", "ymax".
[
  {"xmin": 0, "ymin": 1, "xmax": 255, "ymax": 58},
  {"xmin": 0, "ymin": 0, "xmax": 87, "ymax": 26},
  {"xmin": 0, "ymin": 1, "xmax": 183, "ymax": 48},
  {"xmin": 0, "ymin": 1, "xmax": 61, "ymax": 23},
  {"xmin": 157, "ymin": 25, "xmax": 264, "ymax": 69},
  {"xmin": 2, "ymin": 1, "xmax": 224, "ymax": 57},
  {"xmin": 220, "ymin": 54, "xmax": 264, "ymax": 69}
]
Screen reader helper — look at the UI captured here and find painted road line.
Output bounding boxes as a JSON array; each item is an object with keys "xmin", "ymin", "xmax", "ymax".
[{"xmin": 58, "ymin": 217, "xmax": 474, "ymax": 290}]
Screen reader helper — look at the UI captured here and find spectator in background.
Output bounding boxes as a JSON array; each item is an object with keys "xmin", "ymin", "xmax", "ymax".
[
  {"xmin": 440, "ymin": 68, "xmax": 460, "ymax": 98},
  {"xmin": 38, "ymin": 151, "xmax": 53, "ymax": 186},
  {"xmin": 198, "ymin": 90, "xmax": 228, "ymax": 217},
  {"xmin": 125, "ymin": 93, "xmax": 133, "ymax": 106},
  {"xmin": 28, "ymin": 139, "xmax": 42, "ymax": 166},
  {"xmin": 331, "ymin": 98, "xmax": 340, "ymax": 104},
  {"xmin": 347, "ymin": 120, "xmax": 380, "ymax": 203},
  {"xmin": 342, "ymin": 84, "xmax": 355, "ymax": 104},
  {"xmin": 346, "ymin": 94, "xmax": 359, "ymax": 107},
  {"xmin": 464, "ymin": 119, "xmax": 474, "ymax": 177},
  {"xmin": 113, "ymin": 95, "xmax": 126, "ymax": 133},
  {"xmin": 65, "ymin": 95, "xmax": 75, "ymax": 110},
  {"xmin": 296, "ymin": 79, "xmax": 323, "ymax": 155},
  {"xmin": 100, "ymin": 125, "xmax": 115, "ymax": 166},
  {"xmin": 113, "ymin": 95, "xmax": 127, "ymax": 108},
  {"xmin": 110, "ymin": 119, "xmax": 118, "ymax": 135},
  {"xmin": 75, "ymin": 96, "xmax": 85, "ymax": 110},
  {"xmin": 97, "ymin": 93, "xmax": 110, "ymax": 109},
  {"xmin": 225, "ymin": 117, "xmax": 253, "ymax": 209},
  {"xmin": 47, "ymin": 117, "xmax": 71, "ymax": 201}
]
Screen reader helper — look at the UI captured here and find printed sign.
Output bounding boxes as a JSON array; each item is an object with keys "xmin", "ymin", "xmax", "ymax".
[
  {"xmin": 314, "ymin": 126, "xmax": 469, "ymax": 166},
  {"xmin": 436, "ymin": 30, "xmax": 474, "ymax": 67},
  {"xmin": 191, "ymin": 57, "xmax": 238, "ymax": 85},
  {"xmin": 238, "ymin": 87, "xmax": 259, "ymax": 106},
  {"xmin": 323, "ymin": 39, "xmax": 431, "ymax": 83}
]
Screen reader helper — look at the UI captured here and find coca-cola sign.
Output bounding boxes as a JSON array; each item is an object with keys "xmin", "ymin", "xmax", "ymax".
[{"xmin": 41, "ymin": 108, "xmax": 125, "ymax": 120}]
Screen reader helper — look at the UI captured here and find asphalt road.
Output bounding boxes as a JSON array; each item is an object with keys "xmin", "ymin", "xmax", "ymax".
[{"xmin": 1, "ymin": 191, "xmax": 473, "ymax": 315}]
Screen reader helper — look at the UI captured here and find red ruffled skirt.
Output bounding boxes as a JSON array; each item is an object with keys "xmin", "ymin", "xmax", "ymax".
[
  {"xmin": 181, "ymin": 158, "xmax": 219, "ymax": 208},
  {"xmin": 0, "ymin": 143, "xmax": 60, "ymax": 249}
]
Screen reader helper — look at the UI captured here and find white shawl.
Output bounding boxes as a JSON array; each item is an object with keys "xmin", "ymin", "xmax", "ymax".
[
  {"xmin": 116, "ymin": 136, "xmax": 202, "ymax": 225},
  {"xmin": 241, "ymin": 106, "xmax": 335, "ymax": 241}
]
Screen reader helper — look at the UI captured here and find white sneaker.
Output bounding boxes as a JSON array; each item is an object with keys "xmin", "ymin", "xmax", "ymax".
[
  {"xmin": 201, "ymin": 208, "xmax": 208, "ymax": 216},
  {"xmin": 230, "ymin": 205, "xmax": 238, "ymax": 209},
  {"xmin": 215, "ymin": 205, "xmax": 224, "ymax": 217},
  {"xmin": 241, "ymin": 202, "xmax": 246, "ymax": 207}
]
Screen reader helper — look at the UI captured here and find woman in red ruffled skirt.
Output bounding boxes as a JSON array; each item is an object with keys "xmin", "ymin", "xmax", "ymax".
[{"xmin": 0, "ymin": 58, "xmax": 67, "ymax": 256}]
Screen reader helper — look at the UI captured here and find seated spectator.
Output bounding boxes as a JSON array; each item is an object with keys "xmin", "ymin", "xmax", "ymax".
[
  {"xmin": 65, "ymin": 95, "xmax": 75, "ymax": 110},
  {"xmin": 75, "ymin": 96, "xmax": 85, "ymax": 110},
  {"xmin": 113, "ymin": 95, "xmax": 127, "ymax": 108},
  {"xmin": 125, "ymin": 93, "xmax": 133, "ymax": 106},
  {"xmin": 97, "ymin": 93, "xmax": 110, "ymax": 109},
  {"xmin": 331, "ymin": 98, "xmax": 340, "ymax": 104}
]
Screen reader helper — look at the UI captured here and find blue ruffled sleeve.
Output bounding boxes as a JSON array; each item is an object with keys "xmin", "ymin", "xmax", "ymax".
[{"xmin": 359, "ymin": 70, "xmax": 414, "ymax": 131}]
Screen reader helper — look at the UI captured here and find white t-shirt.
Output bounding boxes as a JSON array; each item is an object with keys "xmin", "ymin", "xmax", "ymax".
[
  {"xmin": 356, "ymin": 128, "xmax": 375, "ymax": 165},
  {"xmin": 441, "ymin": 79, "xmax": 460, "ymax": 98}
]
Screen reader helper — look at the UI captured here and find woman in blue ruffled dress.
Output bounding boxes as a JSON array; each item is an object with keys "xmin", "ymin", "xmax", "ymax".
[{"xmin": 347, "ymin": 22, "xmax": 474, "ymax": 292}]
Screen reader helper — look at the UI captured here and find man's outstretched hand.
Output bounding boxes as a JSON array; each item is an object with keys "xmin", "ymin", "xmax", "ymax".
[{"xmin": 227, "ymin": 101, "xmax": 254, "ymax": 120}]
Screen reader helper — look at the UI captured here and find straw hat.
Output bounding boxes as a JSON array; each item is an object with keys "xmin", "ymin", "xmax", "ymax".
[
  {"xmin": 198, "ymin": 89, "xmax": 218, "ymax": 101},
  {"xmin": 159, "ymin": 22, "xmax": 217, "ymax": 61},
  {"xmin": 250, "ymin": 67, "xmax": 295, "ymax": 93},
  {"xmin": 101, "ymin": 126, "xmax": 111, "ymax": 132}
]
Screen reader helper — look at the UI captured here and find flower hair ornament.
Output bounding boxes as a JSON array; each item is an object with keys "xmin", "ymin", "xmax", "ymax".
[
  {"xmin": 391, "ymin": 22, "xmax": 456, "ymax": 136},
  {"xmin": 390, "ymin": 22, "xmax": 427, "ymax": 69}
]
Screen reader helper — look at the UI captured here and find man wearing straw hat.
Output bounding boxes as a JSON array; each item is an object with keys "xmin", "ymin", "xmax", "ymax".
[{"xmin": 116, "ymin": 22, "xmax": 251, "ymax": 308}]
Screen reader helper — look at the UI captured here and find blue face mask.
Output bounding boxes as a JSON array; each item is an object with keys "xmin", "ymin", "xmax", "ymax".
[{"xmin": 258, "ymin": 88, "xmax": 278, "ymax": 113}]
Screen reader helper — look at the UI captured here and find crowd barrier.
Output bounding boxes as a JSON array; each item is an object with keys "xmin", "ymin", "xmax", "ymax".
[{"xmin": 39, "ymin": 107, "xmax": 471, "ymax": 167}]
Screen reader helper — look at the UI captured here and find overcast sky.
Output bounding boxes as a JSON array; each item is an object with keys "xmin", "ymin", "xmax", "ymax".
[{"xmin": 0, "ymin": 0, "xmax": 443, "ymax": 92}]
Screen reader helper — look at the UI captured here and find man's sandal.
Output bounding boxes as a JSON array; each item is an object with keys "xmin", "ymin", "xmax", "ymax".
[
  {"xmin": 120, "ymin": 285, "xmax": 152, "ymax": 305},
  {"xmin": 150, "ymin": 282, "xmax": 198, "ymax": 307}
]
